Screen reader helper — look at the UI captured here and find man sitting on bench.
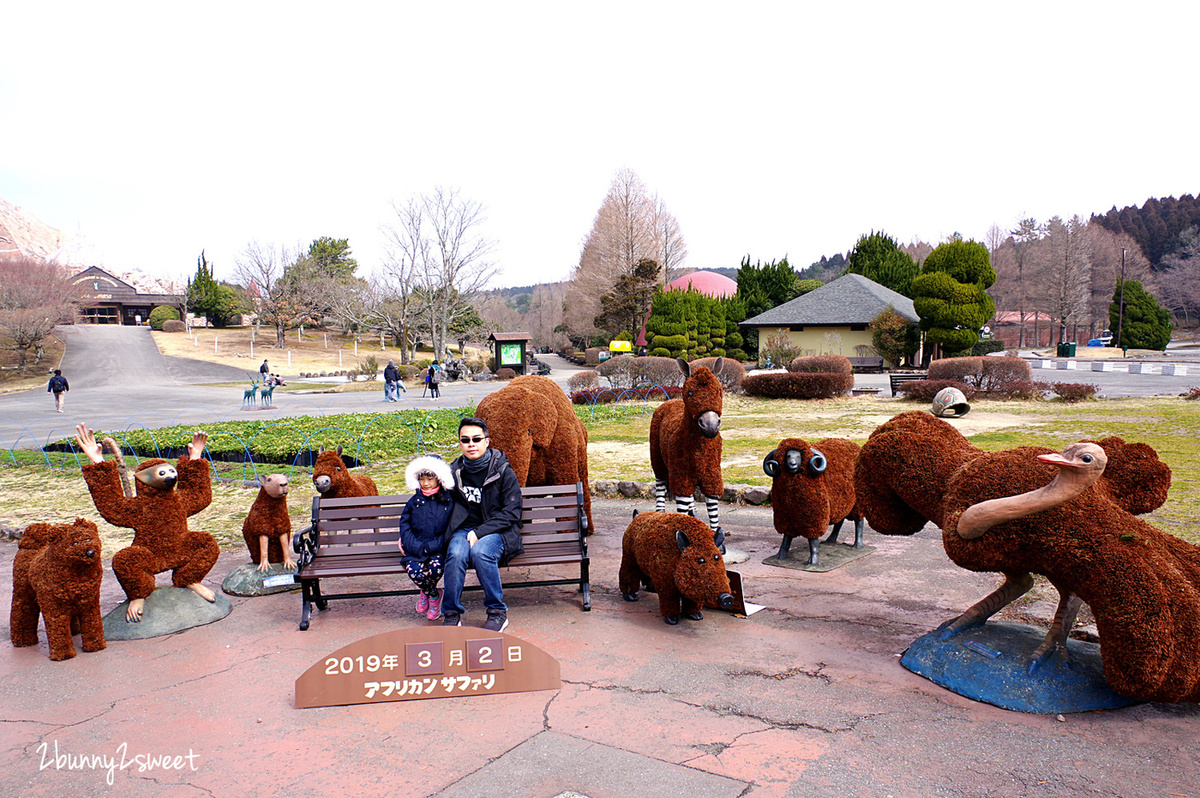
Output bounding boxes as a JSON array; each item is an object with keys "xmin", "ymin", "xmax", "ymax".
[{"xmin": 441, "ymin": 417, "xmax": 523, "ymax": 632}]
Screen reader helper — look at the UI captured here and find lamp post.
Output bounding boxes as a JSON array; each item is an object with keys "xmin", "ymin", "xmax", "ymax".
[{"xmin": 1116, "ymin": 248, "xmax": 1126, "ymax": 352}]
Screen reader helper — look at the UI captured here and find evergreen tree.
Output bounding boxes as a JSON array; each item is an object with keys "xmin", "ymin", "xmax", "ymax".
[
  {"xmin": 735, "ymin": 255, "xmax": 800, "ymax": 355},
  {"xmin": 911, "ymin": 239, "xmax": 996, "ymax": 356},
  {"xmin": 1110, "ymin": 279, "xmax": 1171, "ymax": 350},
  {"xmin": 844, "ymin": 231, "xmax": 920, "ymax": 296},
  {"xmin": 594, "ymin": 258, "xmax": 660, "ymax": 340},
  {"xmin": 186, "ymin": 250, "xmax": 241, "ymax": 328}
]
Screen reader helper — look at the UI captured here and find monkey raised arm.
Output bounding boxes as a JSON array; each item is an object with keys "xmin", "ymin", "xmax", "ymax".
[{"xmin": 176, "ymin": 431, "xmax": 213, "ymax": 517}]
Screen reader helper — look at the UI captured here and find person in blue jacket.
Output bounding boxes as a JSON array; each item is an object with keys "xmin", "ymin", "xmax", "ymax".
[{"xmin": 397, "ymin": 454, "xmax": 454, "ymax": 620}]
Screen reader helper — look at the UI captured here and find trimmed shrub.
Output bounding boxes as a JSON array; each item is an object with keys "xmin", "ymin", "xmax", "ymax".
[
  {"xmin": 693, "ymin": 356, "xmax": 745, "ymax": 392},
  {"xmin": 971, "ymin": 339, "xmax": 1006, "ymax": 356},
  {"xmin": 742, "ymin": 371, "xmax": 853, "ymax": 399},
  {"xmin": 568, "ymin": 370, "xmax": 600, "ymax": 390},
  {"xmin": 597, "ymin": 355, "xmax": 635, "ymax": 389},
  {"xmin": 788, "ymin": 354, "xmax": 853, "ymax": 375},
  {"xmin": 1051, "ymin": 382, "xmax": 1100, "ymax": 403},
  {"xmin": 649, "ymin": 347, "xmax": 671, "ymax": 358},
  {"xmin": 495, "ymin": 367, "xmax": 516, "ymax": 380},
  {"xmin": 989, "ymin": 380, "xmax": 1049, "ymax": 400},
  {"xmin": 979, "ymin": 357, "xmax": 1032, "ymax": 392},
  {"xmin": 148, "ymin": 305, "xmax": 180, "ymax": 330},
  {"xmin": 584, "ymin": 347, "xmax": 607, "ymax": 365},
  {"xmin": 161, "ymin": 319, "xmax": 187, "ymax": 333},
  {"xmin": 569, "ymin": 386, "xmax": 681, "ymax": 405},
  {"xmin": 896, "ymin": 379, "xmax": 980, "ymax": 402},
  {"xmin": 635, "ymin": 356, "xmax": 685, "ymax": 388},
  {"xmin": 928, "ymin": 356, "xmax": 983, "ymax": 386}
]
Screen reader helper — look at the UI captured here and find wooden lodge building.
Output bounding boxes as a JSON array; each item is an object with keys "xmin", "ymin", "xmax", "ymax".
[{"xmin": 69, "ymin": 266, "xmax": 186, "ymax": 325}]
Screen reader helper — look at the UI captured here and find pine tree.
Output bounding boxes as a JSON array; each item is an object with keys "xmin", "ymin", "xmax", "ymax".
[
  {"xmin": 1111, "ymin": 280, "xmax": 1171, "ymax": 350},
  {"xmin": 911, "ymin": 239, "xmax": 996, "ymax": 356}
]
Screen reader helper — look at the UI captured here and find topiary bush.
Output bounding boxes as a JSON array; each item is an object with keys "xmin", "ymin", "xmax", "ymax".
[
  {"xmin": 987, "ymin": 380, "xmax": 1048, "ymax": 400},
  {"xmin": 979, "ymin": 357, "xmax": 1032, "ymax": 392},
  {"xmin": 161, "ymin": 319, "xmax": 187, "ymax": 333},
  {"xmin": 971, "ymin": 339, "xmax": 1006, "ymax": 356},
  {"xmin": 635, "ymin": 356, "xmax": 685, "ymax": 387},
  {"xmin": 742, "ymin": 371, "xmax": 853, "ymax": 399},
  {"xmin": 568, "ymin": 370, "xmax": 600, "ymax": 391},
  {"xmin": 597, "ymin": 355, "xmax": 635, "ymax": 389},
  {"xmin": 788, "ymin": 354, "xmax": 853, "ymax": 375},
  {"xmin": 895, "ymin": 379, "xmax": 981, "ymax": 402},
  {"xmin": 495, "ymin": 367, "xmax": 516, "ymax": 380},
  {"xmin": 1051, "ymin": 382, "xmax": 1100, "ymax": 403},
  {"xmin": 148, "ymin": 305, "xmax": 180, "ymax": 330},
  {"xmin": 569, "ymin": 386, "xmax": 681, "ymax": 405},
  {"xmin": 928, "ymin": 356, "xmax": 983, "ymax": 386},
  {"xmin": 692, "ymin": 356, "xmax": 745, "ymax": 392}
]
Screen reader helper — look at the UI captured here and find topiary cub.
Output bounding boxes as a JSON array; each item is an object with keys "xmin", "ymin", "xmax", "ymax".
[{"xmin": 619, "ymin": 512, "xmax": 734, "ymax": 625}]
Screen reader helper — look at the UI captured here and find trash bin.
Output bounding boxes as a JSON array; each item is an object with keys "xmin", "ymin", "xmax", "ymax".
[{"xmin": 1056, "ymin": 342, "xmax": 1076, "ymax": 357}]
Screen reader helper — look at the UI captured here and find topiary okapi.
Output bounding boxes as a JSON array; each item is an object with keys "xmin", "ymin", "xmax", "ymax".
[
  {"xmin": 10, "ymin": 518, "xmax": 106, "ymax": 661},
  {"xmin": 242, "ymin": 474, "xmax": 295, "ymax": 572},
  {"xmin": 76, "ymin": 423, "xmax": 219, "ymax": 623},
  {"xmin": 856, "ymin": 412, "xmax": 1199, "ymax": 701},
  {"xmin": 649, "ymin": 357, "xmax": 725, "ymax": 538},
  {"xmin": 476, "ymin": 374, "xmax": 592, "ymax": 534},
  {"xmin": 312, "ymin": 444, "xmax": 378, "ymax": 499},
  {"xmin": 763, "ymin": 437, "xmax": 863, "ymax": 565},
  {"xmin": 619, "ymin": 512, "xmax": 734, "ymax": 625}
]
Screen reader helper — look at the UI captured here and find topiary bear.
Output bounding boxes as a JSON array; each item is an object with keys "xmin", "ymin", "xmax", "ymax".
[
  {"xmin": 619, "ymin": 511, "xmax": 734, "ymax": 625},
  {"xmin": 10, "ymin": 518, "xmax": 106, "ymax": 661}
]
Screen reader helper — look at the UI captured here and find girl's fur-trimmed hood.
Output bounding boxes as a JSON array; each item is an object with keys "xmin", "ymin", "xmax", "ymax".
[{"xmin": 405, "ymin": 455, "xmax": 454, "ymax": 492}]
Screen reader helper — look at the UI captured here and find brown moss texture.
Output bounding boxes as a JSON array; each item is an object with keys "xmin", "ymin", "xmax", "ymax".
[
  {"xmin": 476, "ymin": 375, "xmax": 593, "ymax": 534},
  {"xmin": 242, "ymin": 479, "xmax": 292, "ymax": 564},
  {"xmin": 858, "ymin": 410, "xmax": 1200, "ymax": 703},
  {"xmin": 82, "ymin": 457, "xmax": 220, "ymax": 601},
  {"xmin": 10, "ymin": 518, "xmax": 106, "ymax": 661},
  {"xmin": 770, "ymin": 437, "xmax": 862, "ymax": 541},
  {"xmin": 311, "ymin": 449, "xmax": 379, "ymax": 499},
  {"xmin": 649, "ymin": 365, "xmax": 723, "ymax": 499},
  {"xmin": 618, "ymin": 512, "xmax": 732, "ymax": 621}
]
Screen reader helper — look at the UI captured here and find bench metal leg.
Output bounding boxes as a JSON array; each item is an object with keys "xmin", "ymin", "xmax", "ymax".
[
  {"xmin": 581, "ymin": 561, "xmax": 591, "ymax": 611},
  {"xmin": 299, "ymin": 581, "xmax": 313, "ymax": 631}
]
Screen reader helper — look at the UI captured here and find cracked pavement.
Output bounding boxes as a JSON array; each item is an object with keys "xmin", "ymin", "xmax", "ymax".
[{"xmin": 3, "ymin": 497, "xmax": 1199, "ymax": 798}]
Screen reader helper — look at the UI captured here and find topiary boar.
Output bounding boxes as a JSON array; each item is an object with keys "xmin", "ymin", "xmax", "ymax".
[{"xmin": 619, "ymin": 511, "xmax": 734, "ymax": 625}]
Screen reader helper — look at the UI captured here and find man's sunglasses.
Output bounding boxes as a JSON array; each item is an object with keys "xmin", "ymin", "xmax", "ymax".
[{"xmin": 459, "ymin": 435, "xmax": 486, "ymax": 444}]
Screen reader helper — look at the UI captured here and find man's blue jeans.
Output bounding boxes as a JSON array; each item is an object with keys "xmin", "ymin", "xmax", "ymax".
[{"xmin": 442, "ymin": 528, "xmax": 506, "ymax": 616}]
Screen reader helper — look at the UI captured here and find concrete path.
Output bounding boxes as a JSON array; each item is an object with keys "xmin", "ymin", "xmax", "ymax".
[{"xmin": 3, "ymin": 498, "xmax": 1197, "ymax": 797}]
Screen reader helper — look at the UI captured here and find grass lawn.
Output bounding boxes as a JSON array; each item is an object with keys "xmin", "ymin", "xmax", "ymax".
[{"xmin": 2, "ymin": 393, "xmax": 1198, "ymax": 554}]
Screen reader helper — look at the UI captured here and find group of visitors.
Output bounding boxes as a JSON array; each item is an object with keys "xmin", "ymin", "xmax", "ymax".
[
  {"xmin": 396, "ymin": 417, "xmax": 522, "ymax": 632},
  {"xmin": 382, "ymin": 359, "xmax": 443, "ymax": 402}
]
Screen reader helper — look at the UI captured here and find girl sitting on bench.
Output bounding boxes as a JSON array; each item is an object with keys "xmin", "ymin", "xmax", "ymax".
[{"xmin": 397, "ymin": 455, "xmax": 454, "ymax": 620}]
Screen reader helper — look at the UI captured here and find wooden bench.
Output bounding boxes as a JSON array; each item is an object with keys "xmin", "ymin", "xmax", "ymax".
[
  {"xmin": 292, "ymin": 483, "xmax": 590, "ymax": 630},
  {"xmin": 847, "ymin": 356, "xmax": 885, "ymax": 373},
  {"xmin": 888, "ymin": 371, "xmax": 928, "ymax": 397}
]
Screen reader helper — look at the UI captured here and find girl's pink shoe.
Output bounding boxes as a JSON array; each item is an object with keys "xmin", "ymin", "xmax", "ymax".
[
  {"xmin": 416, "ymin": 590, "xmax": 429, "ymax": 614},
  {"xmin": 426, "ymin": 589, "xmax": 443, "ymax": 621}
]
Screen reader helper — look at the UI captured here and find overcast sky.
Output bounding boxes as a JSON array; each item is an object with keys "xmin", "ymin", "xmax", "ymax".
[{"xmin": 2, "ymin": 2, "xmax": 1196, "ymax": 289}]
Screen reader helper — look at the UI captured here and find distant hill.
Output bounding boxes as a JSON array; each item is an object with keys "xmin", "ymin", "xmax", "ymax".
[{"xmin": 1092, "ymin": 194, "xmax": 1200, "ymax": 268}]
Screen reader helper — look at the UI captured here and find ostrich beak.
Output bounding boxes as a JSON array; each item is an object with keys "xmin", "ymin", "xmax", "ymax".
[{"xmin": 1036, "ymin": 452, "xmax": 1074, "ymax": 467}]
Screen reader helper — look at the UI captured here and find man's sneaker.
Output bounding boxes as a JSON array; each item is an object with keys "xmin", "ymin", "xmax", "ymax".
[
  {"xmin": 416, "ymin": 591, "xmax": 429, "ymax": 614},
  {"xmin": 483, "ymin": 612, "xmax": 509, "ymax": 633},
  {"xmin": 442, "ymin": 612, "xmax": 461, "ymax": 627},
  {"xmin": 426, "ymin": 589, "xmax": 443, "ymax": 621}
]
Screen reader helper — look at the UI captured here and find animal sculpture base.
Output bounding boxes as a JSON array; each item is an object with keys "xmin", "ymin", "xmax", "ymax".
[
  {"xmin": 102, "ymin": 587, "xmax": 232, "ymax": 640},
  {"xmin": 901, "ymin": 621, "xmax": 1141, "ymax": 714},
  {"xmin": 763, "ymin": 541, "xmax": 876, "ymax": 572},
  {"xmin": 222, "ymin": 562, "xmax": 299, "ymax": 597}
]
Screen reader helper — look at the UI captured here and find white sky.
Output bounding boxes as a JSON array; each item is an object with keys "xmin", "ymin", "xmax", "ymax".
[{"xmin": 2, "ymin": 2, "xmax": 1197, "ymax": 288}]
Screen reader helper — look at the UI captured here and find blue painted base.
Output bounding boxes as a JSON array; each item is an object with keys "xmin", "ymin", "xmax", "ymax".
[{"xmin": 901, "ymin": 621, "xmax": 1142, "ymax": 714}]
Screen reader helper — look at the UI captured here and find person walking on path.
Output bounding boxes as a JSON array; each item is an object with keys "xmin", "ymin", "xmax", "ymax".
[
  {"xmin": 397, "ymin": 454, "xmax": 454, "ymax": 620},
  {"xmin": 47, "ymin": 370, "xmax": 69, "ymax": 413},
  {"xmin": 429, "ymin": 359, "xmax": 442, "ymax": 399},
  {"xmin": 384, "ymin": 360, "xmax": 402, "ymax": 402},
  {"xmin": 440, "ymin": 417, "xmax": 523, "ymax": 632},
  {"xmin": 259, "ymin": 359, "xmax": 270, "ymax": 381}
]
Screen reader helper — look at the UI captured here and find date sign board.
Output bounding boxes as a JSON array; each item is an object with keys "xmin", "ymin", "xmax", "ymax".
[{"xmin": 295, "ymin": 626, "xmax": 560, "ymax": 708}]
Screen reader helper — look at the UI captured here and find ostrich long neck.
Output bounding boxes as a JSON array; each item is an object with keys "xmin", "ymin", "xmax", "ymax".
[{"xmin": 956, "ymin": 465, "xmax": 1101, "ymax": 540}]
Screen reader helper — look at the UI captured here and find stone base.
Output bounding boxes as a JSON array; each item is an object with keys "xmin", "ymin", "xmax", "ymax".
[
  {"xmin": 102, "ymin": 587, "xmax": 232, "ymax": 640},
  {"xmin": 763, "ymin": 540, "xmax": 876, "ymax": 572},
  {"xmin": 900, "ymin": 621, "xmax": 1141, "ymax": 714},
  {"xmin": 222, "ymin": 562, "xmax": 300, "ymax": 596}
]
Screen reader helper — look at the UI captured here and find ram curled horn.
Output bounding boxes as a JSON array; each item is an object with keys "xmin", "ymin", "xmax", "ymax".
[
  {"xmin": 763, "ymin": 446, "xmax": 827, "ymax": 478},
  {"xmin": 763, "ymin": 450, "xmax": 781, "ymax": 478}
]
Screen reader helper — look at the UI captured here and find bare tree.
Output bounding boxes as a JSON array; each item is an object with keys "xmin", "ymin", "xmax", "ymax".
[
  {"xmin": 1159, "ymin": 225, "xmax": 1200, "ymax": 328},
  {"xmin": 0, "ymin": 256, "xmax": 78, "ymax": 368},
  {"xmin": 377, "ymin": 198, "xmax": 432, "ymax": 363},
  {"xmin": 1008, "ymin": 217, "xmax": 1044, "ymax": 346},
  {"xmin": 381, "ymin": 187, "xmax": 498, "ymax": 360},
  {"xmin": 234, "ymin": 242, "xmax": 312, "ymax": 348},
  {"xmin": 1039, "ymin": 215, "xmax": 1092, "ymax": 343},
  {"xmin": 1086, "ymin": 226, "xmax": 1156, "ymax": 335}
]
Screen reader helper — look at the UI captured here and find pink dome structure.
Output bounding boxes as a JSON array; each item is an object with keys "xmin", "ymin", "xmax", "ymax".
[{"xmin": 666, "ymin": 270, "xmax": 737, "ymax": 298}]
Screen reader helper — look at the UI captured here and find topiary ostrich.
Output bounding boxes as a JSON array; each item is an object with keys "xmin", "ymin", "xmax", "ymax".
[
  {"xmin": 763, "ymin": 437, "xmax": 863, "ymax": 565},
  {"xmin": 941, "ymin": 441, "xmax": 1200, "ymax": 703},
  {"xmin": 649, "ymin": 358, "xmax": 725, "ymax": 539}
]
